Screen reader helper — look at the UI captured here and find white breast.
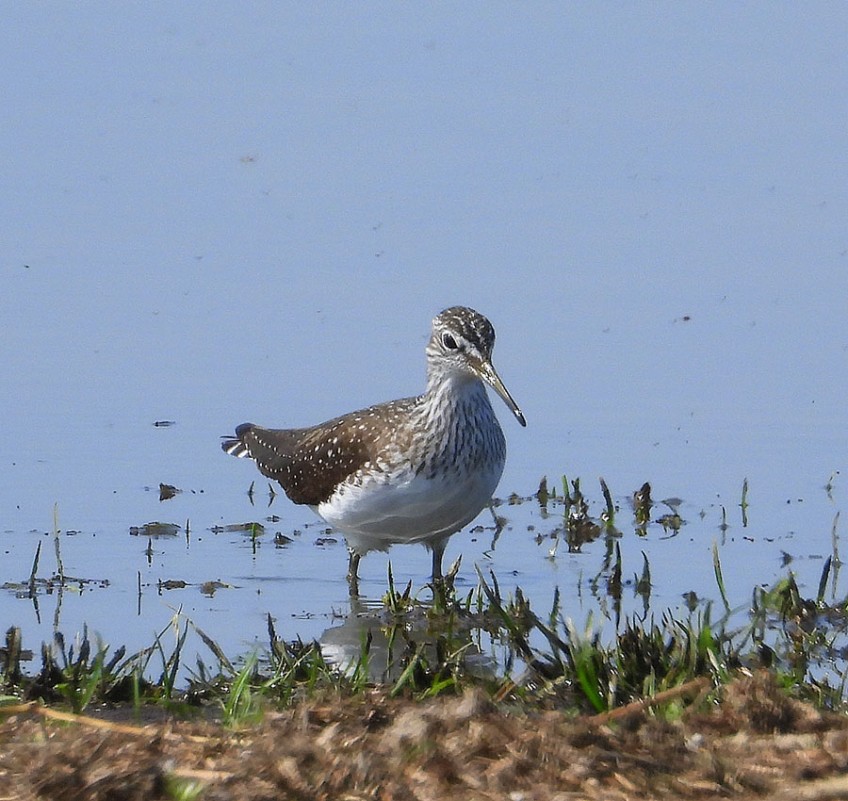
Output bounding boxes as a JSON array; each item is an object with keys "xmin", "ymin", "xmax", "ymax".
[{"xmin": 315, "ymin": 375, "xmax": 508, "ymax": 557}]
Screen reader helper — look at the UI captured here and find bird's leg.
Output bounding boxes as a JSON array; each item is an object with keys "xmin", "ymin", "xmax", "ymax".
[
  {"xmin": 347, "ymin": 550, "xmax": 361, "ymax": 597},
  {"xmin": 429, "ymin": 538, "xmax": 455, "ymax": 606},
  {"xmin": 431, "ymin": 540, "xmax": 446, "ymax": 584}
]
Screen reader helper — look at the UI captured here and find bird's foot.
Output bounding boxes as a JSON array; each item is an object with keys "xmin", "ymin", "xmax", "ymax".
[{"xmin": 430, "ymin": 555, "xmax": 461, "ymax": 610}]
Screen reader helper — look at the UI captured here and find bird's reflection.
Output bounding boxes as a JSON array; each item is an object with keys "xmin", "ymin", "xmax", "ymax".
[{"xmin": 319, "ymin": 592, "xmax": 499, "ymax": 684}]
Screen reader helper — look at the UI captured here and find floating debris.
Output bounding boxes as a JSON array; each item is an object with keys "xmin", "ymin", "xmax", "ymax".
[
  {"xmin": 3, "ymin": 575, "xmax": 109, "ymax": 597},
  {"xmin": 209, "ymin": 522, "xmax": 265, "ymax": 535},
  {"xmin": 199, "ymin": 580, "xmax": 231, "ymax": 596},
  {"xmin": 159, "ymin": 483, "xmax": 180, "ymax": 501},
  {"xmin": 657, "ymin": 512, "xmax": 684, "ymax": 534},
  {"xmin": 158, "ymin": 579, "xmax": 187, "ymax": 591},
  {"xmin": 129, "ymin": 522, "xmax": 181, "ymax": 538}
]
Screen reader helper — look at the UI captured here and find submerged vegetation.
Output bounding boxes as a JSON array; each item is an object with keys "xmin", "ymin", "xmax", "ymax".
[
  {"xmin": 3, "ymin": 553, "xmax": 848, "ymax": 718},
  {"xmin": 2, "ymin": 476, "xmax": 847, "ymax": 717}
]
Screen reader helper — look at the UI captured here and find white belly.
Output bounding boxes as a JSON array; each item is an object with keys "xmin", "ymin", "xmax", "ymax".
[{"xmin": 314, "ymin": 458, "xmax": 503, "ymax": 556}]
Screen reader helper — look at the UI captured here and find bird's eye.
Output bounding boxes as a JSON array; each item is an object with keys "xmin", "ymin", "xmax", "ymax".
[{"xmin": 442, "ymin": 333, "xmax": 459, "ymax": 350}]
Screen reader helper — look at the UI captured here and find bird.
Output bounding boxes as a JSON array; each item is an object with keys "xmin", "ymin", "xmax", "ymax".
[{"xmin": 221, "ymin": 306, "xmax": 526, "ymax": 591}]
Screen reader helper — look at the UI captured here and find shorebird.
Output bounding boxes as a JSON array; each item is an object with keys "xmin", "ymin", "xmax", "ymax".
[{"xmin": 222, "ymin": 306, "xmax": 525, "ymax": 589}]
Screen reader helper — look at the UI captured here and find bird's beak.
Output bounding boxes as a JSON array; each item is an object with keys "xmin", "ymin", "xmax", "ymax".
[{"xmin": 480, "ymin": 361, "xmax": 527, "ymax": 427}]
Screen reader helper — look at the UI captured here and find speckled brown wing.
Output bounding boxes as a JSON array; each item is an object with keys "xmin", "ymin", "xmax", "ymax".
[
  {"xmin": 222, "ymin": 422, "xmax": 351, "ymax": 505},
  {"xmin": 281, "ymin": 425, "xmax": 374, "ymax": 506},
  {"xmin": 222, "ymin": 397, "xmax": 419, "ymax": 507}
]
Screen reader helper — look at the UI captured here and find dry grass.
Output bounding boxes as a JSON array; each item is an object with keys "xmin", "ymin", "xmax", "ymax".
[{"xmin": 2, "ymin": 672, "xmax": 848, "ymax": 801}]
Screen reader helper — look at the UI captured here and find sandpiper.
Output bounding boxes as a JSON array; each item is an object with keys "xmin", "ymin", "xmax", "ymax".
[{"xmin": 222, "ymin": 306, "xmax": 525, "ymax": 589}]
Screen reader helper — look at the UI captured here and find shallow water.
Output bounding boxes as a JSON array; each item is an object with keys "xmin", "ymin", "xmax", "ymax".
[{"xmin": 2, "ymin": 6, "xmax": 846, "ymax": 678}]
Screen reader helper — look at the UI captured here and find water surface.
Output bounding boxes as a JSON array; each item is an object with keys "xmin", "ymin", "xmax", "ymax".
[{"xmin": 2, "ymin": 5, "xmax": 846, "ymax": 676}]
